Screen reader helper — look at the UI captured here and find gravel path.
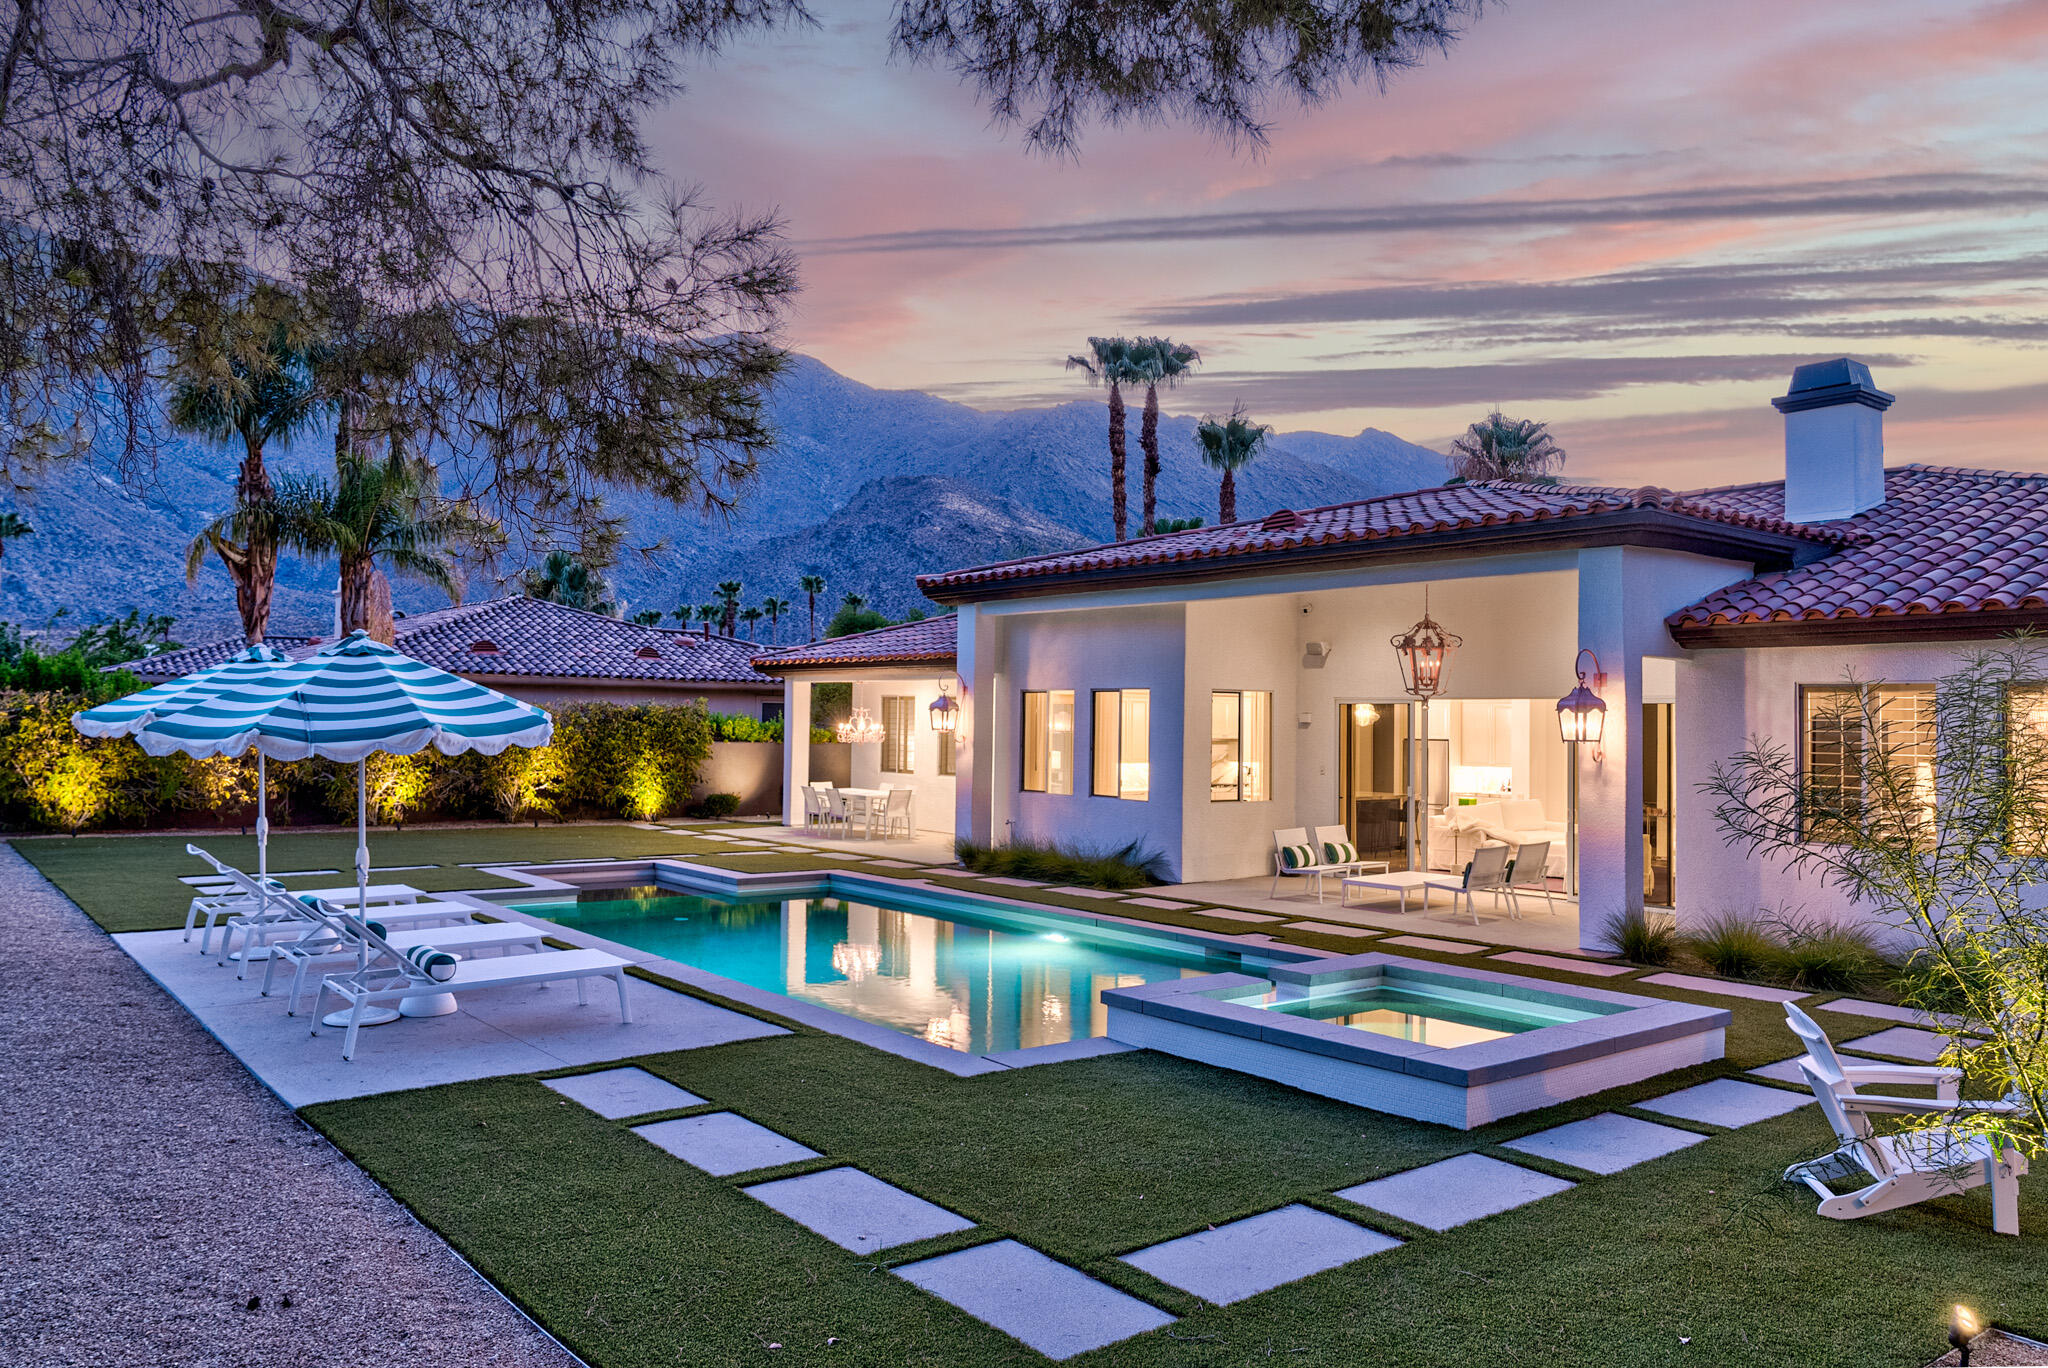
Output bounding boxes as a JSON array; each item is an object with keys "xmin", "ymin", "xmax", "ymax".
[{"xmin": 0, "ymin": 843, "xmax": 583, "ymax": 1368}]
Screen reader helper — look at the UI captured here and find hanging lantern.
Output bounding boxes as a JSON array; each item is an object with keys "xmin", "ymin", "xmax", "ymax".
[
  {"xmin": 929, "ymin": 681, "xmax": 960, "ymax": 732},
  {"xmin": 1390, "ymin": 591, "xmax": 1461, "ymax": 699},
  {"xmin": 1557, "ymin": 649, "xmax": 1608, "ymax": 745},
  {"xmin": 836, "ymin": 706, "xmax": 885, "ymax": 744}
]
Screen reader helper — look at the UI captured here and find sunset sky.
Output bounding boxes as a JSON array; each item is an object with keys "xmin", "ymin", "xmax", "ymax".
[{"xmin": 657, "ymin": 0, "xmax": 2048, "ymax": 489}]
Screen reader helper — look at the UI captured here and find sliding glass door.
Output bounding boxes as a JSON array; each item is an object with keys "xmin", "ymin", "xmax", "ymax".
[{"xmin": 1338, "ymin": 702, "xmax": 1412, "ymax": 871}]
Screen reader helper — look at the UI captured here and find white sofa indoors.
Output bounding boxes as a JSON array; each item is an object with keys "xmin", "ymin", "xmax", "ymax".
[{"xmin": 1428, "ymin": 798, "xmax": 1568, "ymax": 878}]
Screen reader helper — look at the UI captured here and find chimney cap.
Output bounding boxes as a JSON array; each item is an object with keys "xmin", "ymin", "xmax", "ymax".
[{"xmin": 1772, "ymin": 358, "xmax": 1895, "ymax": 414}]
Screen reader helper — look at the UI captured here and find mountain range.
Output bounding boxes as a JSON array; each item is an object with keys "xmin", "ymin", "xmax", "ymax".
[{"xmin": 3, "ymin": 354, "xmax": 1446, "ymax": 644}]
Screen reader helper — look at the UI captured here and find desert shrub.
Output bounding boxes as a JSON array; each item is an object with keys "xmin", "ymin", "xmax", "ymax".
[
  {"xmin": 1686, "ymin": 911, "xmax": 1782, "ymax": 980},
  {"xmin": 687, "ymin": 792, "xmax": 743, "ymax": 819},
  {"xmin": 955, "ymin": 837, "xmax": 1166, "ymax": 889},
  {"xmin": 0, "ymin": 693, "xmax": 166, "ymax": 830},
  {"xmin": 709, "ymin": 712, "xmax": 783, "ymax": 743},
  {"xmin": 1606, "ymin": 909, "xmax": 1677, "ymax": 965},
  {"xmin": 1774, "ymin": 915, "xmax": 1887, "ymax": 991}
]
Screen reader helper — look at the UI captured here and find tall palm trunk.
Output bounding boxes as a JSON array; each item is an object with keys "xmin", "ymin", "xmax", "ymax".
[
  {"xmin": 337, "ymin": 552, "xmax": 388, "ymax": 640},
  {"xmin": 806, "ymin": 592, "xmax": 816, "ymax": 640},
  {"xmin": 1140, "ymin": 382, "xmax": 1161, "ymax": 536},
  {"xmin": 233, "ymin": 436, "xmax": 277, "ymax": 644},
  {"xmin": 1104, "ymin": 385, "xmax": 1131, "ymax": 541},
  {"xmin": 1219, "ymin": 467, "xmax": 1237, "ymax": 524}
]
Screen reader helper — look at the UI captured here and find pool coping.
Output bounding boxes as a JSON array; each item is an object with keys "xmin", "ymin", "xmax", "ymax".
[
  {"xmin": 1100, "ymin": 954, "xmax": 1729, "ymax": 1088},
  {"xmin": 468, "ymin": 857, "xmax": 1333, "ymax": 1078}
]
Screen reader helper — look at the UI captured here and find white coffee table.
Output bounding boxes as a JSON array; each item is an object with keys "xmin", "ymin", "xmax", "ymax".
[{"xmin": 1339, "ymin": 871, "xmax": 1437, "ymax": 914}]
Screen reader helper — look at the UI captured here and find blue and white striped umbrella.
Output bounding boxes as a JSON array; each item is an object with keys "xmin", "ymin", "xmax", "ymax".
[
  {"xmin": 128, "ymin": 631, "xmax": 553, "ymax": 763},
  {"xmin": 71, "ymin": 643, "xmax": 296, "ymax": 739}
]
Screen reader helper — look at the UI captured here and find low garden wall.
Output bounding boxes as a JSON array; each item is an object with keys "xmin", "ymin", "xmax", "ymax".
[{"xmin": 696, "ymin": 742, "xmax": 781, "ymax": 816}]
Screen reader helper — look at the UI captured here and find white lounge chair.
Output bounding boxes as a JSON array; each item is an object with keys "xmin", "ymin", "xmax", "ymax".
[
  {"xmin": 1270, "ymin": 827, "xmax": 1358, "ymax": 903},
  {"xmin": 1780, "ymin": 1002, "xmax": 2027, "ymax": 1235},
  {"xmin": 218, "ymin": 882, "xmax": 472, "ymax": 974},
  {"xmin": 1422, "ymin": 842, "xmax": 1514, "ymax": 925},
  {"xmin": 262, "ymin": 902, "xmax": 547, "ymax": 1015},
  {"xmin": 182, "ymin": 845, "xmax": 273, "ymax": 949},
  {"xmin": 309, "ymin": 910, "xmax": 634, "ymax": 1061}
]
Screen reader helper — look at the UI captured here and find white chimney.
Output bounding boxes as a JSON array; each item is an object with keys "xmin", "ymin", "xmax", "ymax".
[{"xmin": 1774, "ymin": 358, "xmax": 1893, "ymax": 523}]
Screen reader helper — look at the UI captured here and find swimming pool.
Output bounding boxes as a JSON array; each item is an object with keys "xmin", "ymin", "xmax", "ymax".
[
  {"xmin": 1253, "ymin": 981, "xmax": 1602, "ymax": 1048},
  {"xmin": 516, "ymin": 885, "xmax": 1236, "ymax": 1056}
]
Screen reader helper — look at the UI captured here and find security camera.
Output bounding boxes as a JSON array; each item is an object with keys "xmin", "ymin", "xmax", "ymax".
[{"xmin": 1299, "ymin": 602, "xmax": 1313, "ymax": 616}]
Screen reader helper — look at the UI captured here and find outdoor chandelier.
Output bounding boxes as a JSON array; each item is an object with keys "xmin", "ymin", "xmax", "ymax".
[
  {"xmin": 837, "ymin": 706, "xmax": 885, "ymax": 744},
  {"xmin": 929, "ymin": 680, "xmax": 960, "ymax": 732},
  {"xmin": 1390, "ymin": 589, "xmax": 1461, "ymax": 699},
  {"xmin": 1557, "ymin": 648, "xmax": 1608, "ymax": 751}
]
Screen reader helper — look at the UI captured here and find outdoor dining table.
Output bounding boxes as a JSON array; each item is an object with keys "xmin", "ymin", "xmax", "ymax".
[{"xmin": 836, "ymin": 786, "xmax": 908, "ymax": 839}]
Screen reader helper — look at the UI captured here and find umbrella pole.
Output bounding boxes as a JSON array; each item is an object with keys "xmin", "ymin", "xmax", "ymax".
[
  {"xmin": 327, "ymin": 756, "xmax": 404, "ymax": 1030},
  {"xmin": 256, "ymin": 752, "xmax": 268, "ymax": 882}
]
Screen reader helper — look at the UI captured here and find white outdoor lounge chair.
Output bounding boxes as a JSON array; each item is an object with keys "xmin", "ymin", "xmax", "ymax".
[
  {"xmin": 1780, "ymin": 1002, "xmax": 2028, "ymax": 1235},
  {"xmin": 1422, "ymin": 842, "xmax": 1514, "ymax": 926},
  {"xmin": 1506, "ymin": 840, "xmax": 1559, "ymax": 917},
  {"xmin": 1270, "ymin": 827, "xmax": 1353, "ymax": 903},
  {"xmin": 183, "ymin": 845, "xmax": 266, "ymax": 947},
  {"xmin": 308, "ymin": 908, "xmax": 634, "ymax": 1060},
  {"xmin": 262, "ymin": 901, "xmax": 547, "ymax": 1015},
  {"xmin": 216, "ymin": 880, "xmax": 473, "ymax": 974}
]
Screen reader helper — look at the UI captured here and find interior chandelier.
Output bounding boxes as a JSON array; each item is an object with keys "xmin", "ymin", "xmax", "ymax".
[{"xmin": 837, "ymin": 706, "xmax": 886, "ymax": 744}]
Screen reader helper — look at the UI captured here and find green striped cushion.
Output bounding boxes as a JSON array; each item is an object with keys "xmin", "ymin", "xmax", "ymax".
[
  {"xmin": 1279, "ymin": 843, "xmax": 1319, "ymax": 870},
  {"xmin": 1322, "ymin": 840, "xmax": 1358, "ymax": 865},
  {"xmin": 404, "ymin": 945, "xmax": 459, "ymax": 982}
]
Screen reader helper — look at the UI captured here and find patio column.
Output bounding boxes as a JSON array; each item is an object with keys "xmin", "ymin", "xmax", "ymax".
[
  {"xmin": 956, "ymin": 605, "xmax": 999, "ymax": 845},
  {"xmin": 1574, "ymin": 547, "xmax": 1646, "ymax": 952},
  {"xmin": 782, "ymin": 676, "xmax": 812, "ymax": 828}
]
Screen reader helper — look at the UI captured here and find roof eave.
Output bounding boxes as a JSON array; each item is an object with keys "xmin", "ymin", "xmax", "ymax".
[
  {"xmin": 1669, "ymin": 608, "xmax": 2048, "ymax": 649},
  {"xmin": 753, "ymin": 653, "xmax": 958, "ymax": 676},
  {"xmin": 922, "ymin": 509, "xmax": 1829, "ymax": 606}
]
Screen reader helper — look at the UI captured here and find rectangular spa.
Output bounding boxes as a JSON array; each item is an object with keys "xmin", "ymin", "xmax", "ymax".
[{"xmin": 1101, "ymin": 952, "xmax": 1729, "ymax": 1129}]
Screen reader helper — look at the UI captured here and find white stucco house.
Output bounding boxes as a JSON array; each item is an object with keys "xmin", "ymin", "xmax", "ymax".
[{"xmin": 761, "ymin": 360, "xmax": 2048, "ymax": 951}]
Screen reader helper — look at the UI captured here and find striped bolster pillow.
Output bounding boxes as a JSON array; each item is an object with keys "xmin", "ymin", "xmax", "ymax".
[
  {"xmin": 404, "ymin": 945, "xmax": 459, "ymax": 982},
  {"xmin": 1322, "ymin": 840, "xmax": 1358, "ymax": 865},
  {"xmin": 1280, "ymin": 843, "xmax": 1319, "ymax": 870}
]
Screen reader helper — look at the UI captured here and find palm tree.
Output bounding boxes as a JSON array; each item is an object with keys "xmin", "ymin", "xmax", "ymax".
[
  {"xmin": 669, "ymin": 606, "xmax": 693, "ymax": 628},
  {"xmin": 841, "ymin": 591, "xmax": 867, "ymax": 614},
  {"xmin": 696, "ymin": 603, "xmax": 722, "ymax": 635},
  {"xmin": 524, "ymin": 550, "xmax": 617, "ymax": 615},
  {"xmin": 628, "ymin": 609, "xmax": 663, "ymax": 626},
  {"xmin": 0, "ymin": 512, "xmax": 32, "ymax": 568},
  {"xmin": 739, "ymin": 605, "xmax": 764, "ymax": 639},
  {"xmin": 761, "ymin": 596, "xmax": 791, "ymax": 642},
  {"xmin": 277, "ymin": 452, "xmax": 499, "ymax": 641},
  {"xmin": 1449, "ymin": 411, "xmax": 1567, "ymax": 484},
  {"xmin": 1133, "ymin": 338, "xmax": 1201, "ymax": 536},
  {"xmin": 798, "ymin": 574, "xmax": 826, "ymax": 640},
  {"xmin": 716, "ymin": 579, "xmax": 743, "ymax": 636},
  {"xmin": 1066, "ymin": 336, "xmax": 1148, "ymax": 541},
  {"xmin": 1194, "ymin": 402, "xmax": 1271, "ymax": 524},
  {"xmin": 171, "ymin": 324, "xmax": 323, "ymax": 642}
]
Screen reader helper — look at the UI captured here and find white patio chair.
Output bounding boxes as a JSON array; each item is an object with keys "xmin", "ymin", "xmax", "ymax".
[
  {"xmin": 1422, "ymin": 842, "xmax": 1513, "ymax": 925},
  {"xmin": 1311, "ymin": 825, "xmax": 1385, "ymax": 879},
  {"xmin": 183, "ymin": 844, "xmax": 266, "ymax": 948},
  {"xmin": 1506, "ymin": 840, "xmax": 1558, "ymax": 917},
  {"xmin": 1270, "ymin": 827, "xmax": 1348, "ymax": 903},
  {"xmin": 262, "ymin": 900, "xmax": 547, "ymax": 1015},
  {"xmin": 880, "ymin": 787, "xmax": 914, "ymax": 839},
  {"xmin": 1780, "ymin": 1002, "xmax": 2027, "ymax": 1235},
  {"xmin": 799, "ymin": 785, "xmax": 827, "ymax": 833},
  {"xmin": 308, "ymin": 905, "xmax": 633, "ymax": 1061}
]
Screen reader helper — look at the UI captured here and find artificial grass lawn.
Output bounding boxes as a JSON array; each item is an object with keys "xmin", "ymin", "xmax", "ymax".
[{"xmin": 308, "ymin": 1030, "xmax": 2048, "ymax": 1368}]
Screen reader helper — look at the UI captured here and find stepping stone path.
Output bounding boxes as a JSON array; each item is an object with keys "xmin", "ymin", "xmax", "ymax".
[
  {"xmin": 546, "ymin": 1066, "xmax": 705, "ymax": 1119},
  {"xmin": 1124, "ymin": 897, "xmax": 1197, "ymax": 910},
  {"xmin": 1748, "ymin": 1053, "xmax": 1879, "ymax": 1086},
  {"xmin": 742, "ymin": 1167, "xmax": 974, "ymax": 1254},
  {"xmin": 895, "ymin": 1240, "xmax": 1174, "ymax": 1360},
  {"xmin": 1335, "ymin": 1153, "xmax": 1575, "ymax": 1231},
  {"xmin": 863, "ymin": 860, "xmax": 920, "ymax": 869},
  {"xmin": 1821, "ymin": 998, "xmax": 1980, "ymax": 1032},
  {"xmin": 1640, "ymin": 971, "xmax": 1806, "ymax": 1003},
  {"xmin": 1489, "ymin": 951, "xmax": 1633, "ymax": 977},
  {"xmin": 1284, "ymin": 920, "xmax": 1379, "ymax": 938},
  {"xmin": 977, "ymin": 877, "xmax": 1051, "ymax": 887},
  {"xmin": 1842, "ymin": 1025, "xmax": 1955, "ymax": 1062},
  {"xmin": 1121, "ymin": 1204, "xmax": 1400, "ymax": 1305},
  {"xmin": 1503, "ymin": 1112, "xmax": 1706, "ymax": 1175},
  {"xmin": 1187, "ymin": 907, "xmax": 1282, "ymax": 924},
  {"xmin": 632, "ymin": 1112, "xmax": 821, "ymax": 1176},
  {"xmin": 1637, "ymin": 1078, "xmax": 1810, "ymax": 1128},
  {"xmin": 1047, "ymin": 886, "xmax": 1128, "ymax": 900},
  {"xmin": 1381, "ymin": 935, "xmax": 1485, "ymax": 954}
]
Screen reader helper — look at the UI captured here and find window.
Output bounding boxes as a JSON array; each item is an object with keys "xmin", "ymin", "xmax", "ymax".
[
  {"xmin": 1210, "ymin": 690, "xmax": 1272, "ymax": 801},
  {"xmin": 938, "ymin": 732, "xmax": 956, "ymax": 776},
  {"xmin": 1802, "ymin": 684, "xmax": 1935, "ymax": 840},
  {"xmin": 881, "ymin": 696, "xmax": 914, "ymax": 773},
  {"xmin": 1022, "ymin": 690, "xmax": 1074, "ymax": 793},
  {"xmin": 1092, "ymin": 689, "xmax": 1151, "ymax": 800}
]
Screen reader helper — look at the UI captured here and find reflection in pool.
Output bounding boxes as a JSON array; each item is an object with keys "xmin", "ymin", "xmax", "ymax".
[{"xmin": 519, "ymin": 886, "xmax": 1227, "ymax": 1055}]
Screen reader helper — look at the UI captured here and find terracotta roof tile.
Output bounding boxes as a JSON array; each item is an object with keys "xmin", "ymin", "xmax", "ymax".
[
  {"xmin": 917, "ymin": 480, "xmax": 1859, "ymax": 597},
  {"xmin": 752, "ymin": 615, "xmax": 957, "ymax": 671},
  {"xmin": 1668, "ymin": 465, "xmax": 2048, "ymax": 636}
]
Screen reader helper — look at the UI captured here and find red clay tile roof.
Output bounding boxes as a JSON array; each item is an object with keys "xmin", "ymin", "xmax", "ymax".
[
  {"xmin": 113, "ymin": 634, "xmax": 319, "ymax": 679},
  {"xmin": 125, "ymin": 597, "xmax": 778, "ymax": 688},
  {"xmin": 917, "ymin": 480, "xmax": 1860, "ymax": 598},
  {"xmin": 752, "ymin": 615, "xmax": 957, "ymax": 672},
  {"xmin": 1668, "ymin": 464, "xmax": 2048, "ymax": 639}
]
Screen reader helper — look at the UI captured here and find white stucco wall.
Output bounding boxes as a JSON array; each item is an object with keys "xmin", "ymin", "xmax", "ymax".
[
  {"xmin": 1673, "ymin": 637, "xmax": 2000, "ymax": 939},
  {"xmin": 1180, "ymin": 597, "xmax": 1304, "ymax": 882},
  {"xmin": 849, "ymin": 677, "xmax": 959, "ymax": 836}
]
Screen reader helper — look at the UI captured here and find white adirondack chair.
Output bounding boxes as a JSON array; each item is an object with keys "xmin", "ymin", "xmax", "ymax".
[{"xmin": 1781, "ymin": 1002, "xmax": 2027, "ymax": 1235}]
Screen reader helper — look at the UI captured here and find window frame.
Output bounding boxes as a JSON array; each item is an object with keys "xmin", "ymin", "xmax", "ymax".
[
  {"xmin": 1209, "ymin": 689, "xmax": 1272, "ymax": 802},
  {"xmin": 1091, "ymin": 688, "xmax": 1152, "ymax": 801},
  {"xmin": 1021, "ymin": 691, "xmax": 1049, "ymax": 792},
  {"xmin": 1799, "ymin": 681, "xmax": 1936, "ymax": 843},
  {"xmin": 880, "ymin": 695, "xmax": 915, "ymax": 774}
]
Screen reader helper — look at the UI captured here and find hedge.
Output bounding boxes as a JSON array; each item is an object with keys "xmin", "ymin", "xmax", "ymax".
[{"xmin": 0, "ymin": 693, "xmax": 721, "ymax": 832}]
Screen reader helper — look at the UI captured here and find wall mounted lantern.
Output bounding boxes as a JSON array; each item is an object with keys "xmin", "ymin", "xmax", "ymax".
[
  {"xmin": 1556, "ymin": 648, "xmax": 1609, "ymax": 754},
  {"xmin": 929, "ymin": 679, "xmax": 960, "ymax": 732}
]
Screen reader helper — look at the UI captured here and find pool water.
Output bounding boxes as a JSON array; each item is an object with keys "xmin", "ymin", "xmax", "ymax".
[
  {"xmin": 1254, "ymin": 984, "xmax": 1599, "ymax": 1048},
  {"xmin": 519, "ymin": 885, "xmax": 1231, "ymax": 1055}
]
